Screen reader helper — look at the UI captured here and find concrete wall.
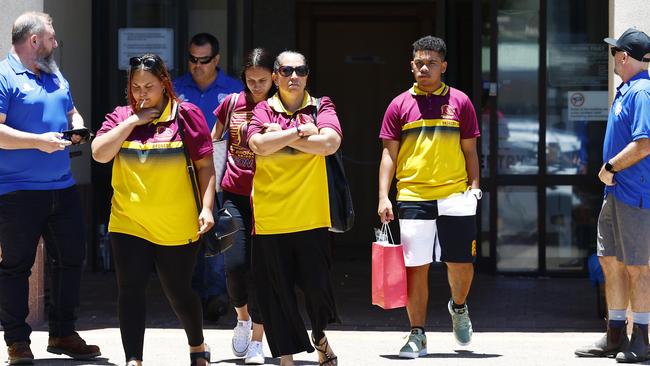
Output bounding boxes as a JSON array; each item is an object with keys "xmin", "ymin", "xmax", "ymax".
[
  {"xmin": 0, "ymin": 1, "xmax": 92, "ymax": 185},
  {"xmin": 0, "ymin": 0, "xmax": 44, "ymax": 56},
  {"xmin": 44, "ymin": 0, "xmax": 92, "ymax": 184},
  {"xmin": 608, "ymin": 0, "xmax": 650, "ymax": 98}
]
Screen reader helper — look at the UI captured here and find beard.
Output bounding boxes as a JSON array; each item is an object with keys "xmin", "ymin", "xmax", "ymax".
[{"xmin": 35, "ymin": 49, "xmax": 59, "ymax": 74}]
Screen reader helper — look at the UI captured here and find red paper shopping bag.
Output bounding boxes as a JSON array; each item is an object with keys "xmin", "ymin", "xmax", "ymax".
[{"xmin": 372, "ymin": 225, "xmax": 408, "ymax": 309}]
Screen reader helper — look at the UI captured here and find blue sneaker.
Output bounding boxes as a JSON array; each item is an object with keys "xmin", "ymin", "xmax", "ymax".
[
  {"xmin": 398, "ymin": 329, "xmax": 427, "ymax": 358},
  {"xmin": 448, "ymin": 299, "xmax": 473, "ymax": 346}
]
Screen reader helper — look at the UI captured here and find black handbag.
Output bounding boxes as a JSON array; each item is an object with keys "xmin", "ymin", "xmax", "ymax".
[
  {"xmin": 313, "ymin": 98, "xmax": 355, "ymax": 233},
  {"xmin": 177, "ymin": 112, "xmax": 240, "ymax": 256}
]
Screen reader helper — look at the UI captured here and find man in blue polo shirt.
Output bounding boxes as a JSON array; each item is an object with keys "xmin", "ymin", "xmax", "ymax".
[
  {"xmin": 174, "ymin": 32, "xmax": 243, "ymax": 130},
  {"xmin": 0, "ymin": 12, "xmax": 100, "ymax": 364},
  {"xmin": 174, "ymin": 33, "xmax": 243, "ymax": 322},
  {"xmin": 575, "ymin": 28, "xmax": 650, "ymax": 363}
]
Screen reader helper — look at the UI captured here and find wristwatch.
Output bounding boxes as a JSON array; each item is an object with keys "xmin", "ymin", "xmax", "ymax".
[
  {"xmin": 605, "ymin": 161, "xmax": 617, "ymax": 174},
  {"xmin": 296, "ymin": 124, "xmax": 304, "ymax": 137}
]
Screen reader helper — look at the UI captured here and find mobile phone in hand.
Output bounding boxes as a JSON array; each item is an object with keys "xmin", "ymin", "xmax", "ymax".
[{"xmin": 61, "ymin": 128, "xmax": 93, "ymax": 144}]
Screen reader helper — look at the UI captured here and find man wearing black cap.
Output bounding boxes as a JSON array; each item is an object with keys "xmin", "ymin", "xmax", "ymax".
[{"xmin": 575, "ymin": 27, "xmax": 650, "ymax": 363}]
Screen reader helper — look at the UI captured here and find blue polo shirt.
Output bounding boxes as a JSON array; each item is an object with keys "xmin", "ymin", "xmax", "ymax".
[
  {"xmin": 173, "ymin": 68, "xmax": 243, "ymax": 130},
  {"xmin": 603, "ymin": 71, "xmax": 650, "ymax": 208},
  {"xmin": 0, "ymin": 53, "xmax": 75, "ymax": 196}
]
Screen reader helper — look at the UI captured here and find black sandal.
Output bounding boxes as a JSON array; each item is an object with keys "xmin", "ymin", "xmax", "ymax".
[
  {"xmin": 313, "ymin": 337, "xmax": 338, "ymax": 366},
  {"xmin": 190, "ymin": 344, "xmax": 210, "ymax": 366}
]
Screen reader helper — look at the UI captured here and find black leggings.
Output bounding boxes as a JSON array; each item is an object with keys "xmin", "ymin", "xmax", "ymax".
[
  {"xmin": 222, "ymin": 191, "xmax": 261, "ymax": 323},
  {"xmin": 110, "ymin": 233, "xmax": 204, "ymax": 361}
]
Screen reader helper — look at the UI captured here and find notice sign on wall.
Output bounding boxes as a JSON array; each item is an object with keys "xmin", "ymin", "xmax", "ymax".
[
  {"xmin": 567, "ymin": 91, "xmax": 608, "ymax": 121},
  {"xmin": 118, "ymin": 28, "xmax": 174, "ymax": 70}
]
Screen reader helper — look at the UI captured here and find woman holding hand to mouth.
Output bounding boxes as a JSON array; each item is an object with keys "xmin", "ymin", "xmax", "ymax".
[
  {"xmin": 91, "ymin": 53, "xmax": 214, "ymax": 366},
  {"xmin": 247, "ymin": 50, "xmax": 342, "ymax": 366}
]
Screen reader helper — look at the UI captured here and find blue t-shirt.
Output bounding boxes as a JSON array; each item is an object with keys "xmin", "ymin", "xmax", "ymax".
[
  {"xmin": 603, "ymin": 71, "xmax": 650, "ymax": 208},
  {"xmin": 173, "ymin": 68, "xmax": 243, "ymax": 130},
  {"xmin": 0, "ymin": 53, "xmax": 76, "ymax": 196}
]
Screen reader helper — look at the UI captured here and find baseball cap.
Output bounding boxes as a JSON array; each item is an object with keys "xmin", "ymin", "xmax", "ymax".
[{"xmin": 604, "ymin": 27, "xmax": 650, "ymax": 62}]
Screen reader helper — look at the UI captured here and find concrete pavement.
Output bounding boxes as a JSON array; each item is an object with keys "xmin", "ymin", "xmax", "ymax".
[
  {"xmin": 0, "ymin": 257, "xmax": 614, "ymax": 365},
  {"xmin": 3, "ymin": 328, "xmax": 639, "ymax": 366}
]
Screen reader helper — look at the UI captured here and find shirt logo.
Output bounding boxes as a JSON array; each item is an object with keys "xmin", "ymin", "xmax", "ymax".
[
  {"xmin": 217, "ymin": 93, "xmax": 228, "ymax": 104},
  {"xmin": 155, "ymin": 126, "xmax": 174, "ymax": 140},
  {"xmin": 178, "ymin": 94, "xmax": 187, "ymax": 102},
  {"xmin": 441, "ymin": 104, "xmax": 456, "ymax": 119},
  {"xmin": 615, "ymin": 102, "xmax": 623, "ymax": 116},
  {"xmin": 21, "ymin": 82, "xmax": 34, "ymax": 92}
]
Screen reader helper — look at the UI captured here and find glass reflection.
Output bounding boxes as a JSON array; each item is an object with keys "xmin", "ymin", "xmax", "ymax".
[
  {"xmin": 497, "ymin": 186, "xmax": 538, "ymax": 272},
  {"xmin": 546, "ymin": 186, "xmax": 601, "ymax": 271},
  {"xmin": 496, "ymin": 0, "xmax": 539, "ymax": 174},
  {"xmin": 545, "ymin": 0, "xmax": 608, "ymax": 175}
]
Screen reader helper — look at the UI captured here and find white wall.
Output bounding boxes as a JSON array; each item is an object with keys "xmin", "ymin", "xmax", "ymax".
[
  {"xmin": 0, "ymin": 0, "xmax": 44, "ymax": 56},
  {"xmin": 608, "ymin": 0, "xmax": 650, "ymax": 99}
]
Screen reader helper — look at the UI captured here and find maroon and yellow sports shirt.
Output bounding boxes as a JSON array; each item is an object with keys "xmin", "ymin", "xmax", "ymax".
[
  {"xmin": 379, "ymin": 83, "xmax": 480, "ymax": 201},
  {"xmin": 97, "ymin": 100, "xmax": 213, "ymax": 245},
  {"xmin": 248, "ymin": 92, "xmax": 342, "ymax": 235}
]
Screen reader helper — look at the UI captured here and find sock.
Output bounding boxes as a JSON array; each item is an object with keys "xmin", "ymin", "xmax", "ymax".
[
  {"xmin": 411, "ymin": 326, "xmax": 425, "ymax": 335},
  {"xmin": 632, "ymin": 312, "xmax": 650, "ymax": 332},
  {"xmin": 608, "ymin": 309, "xmax": 627, "ymax": 328},
  {"xmin": 452, "ymin": 301, "xmax": 466, "ymax": 311}
]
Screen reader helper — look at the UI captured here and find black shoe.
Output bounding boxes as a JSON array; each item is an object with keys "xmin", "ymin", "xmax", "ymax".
[
  {"xmin": 615, "ymin": 325, "xmax": 649, "ymax": 363},
  {"xmin": 575, "ymin": 325, "xmax": 629, "ymax": 357}
]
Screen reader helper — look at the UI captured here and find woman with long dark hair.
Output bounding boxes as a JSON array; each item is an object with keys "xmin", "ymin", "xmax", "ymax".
[
  {"xmin": 91, "ymin": 53, "xmax": 214, "ymax": 366},
  {"xmin": 210, "ymin": 48, "xmax": 276, "ymax": 364}
]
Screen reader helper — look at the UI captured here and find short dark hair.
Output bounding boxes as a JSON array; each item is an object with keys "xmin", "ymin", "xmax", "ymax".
[
  {"xmin": 190, "ymin": 33, "xmax": 220, "ymax": 57},
  {"xmin": 412, "ymin": 36, "xmax": 447, "ymax": 60},
  {"xmin": 241, "ymin": 48, "xmax": 276, "ymax": 96}
]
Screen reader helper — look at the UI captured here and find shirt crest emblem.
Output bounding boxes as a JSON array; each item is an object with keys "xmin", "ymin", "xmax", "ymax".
[
  {"xmin": 21, "ymin": 82, "xmax": 34, "ymax": 92},
  {"xmin": 441, "ymin": 104, "xmax": 456, "ymax": 119},
  {"xmin": 614, "ymin": 102, "xmax": 623, "ymax": 116}
]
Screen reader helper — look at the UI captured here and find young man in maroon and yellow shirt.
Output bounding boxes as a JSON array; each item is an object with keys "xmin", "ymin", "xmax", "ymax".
[{"xmin": 378, "ymin": 35, "xmax": 481, "ymax": 358}]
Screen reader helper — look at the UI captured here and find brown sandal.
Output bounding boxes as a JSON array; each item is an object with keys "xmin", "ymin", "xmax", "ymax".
[{"xmin": 313, "ymin": 337, "xmax": 338, "ymax": 366}]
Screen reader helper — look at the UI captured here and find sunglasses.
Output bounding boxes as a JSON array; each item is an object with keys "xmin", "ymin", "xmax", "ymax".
[
  {"xmin": 277, "ymin": 65, "xmax": 309, "ymax": 77},
  {"xmin": 129, "ymin": 56, "xmax": 158, "ymax": 69},
  {"xmin": 610, "ymin": 47, "xmax": 623, "ymax": 57},
  {"xmin": 188, "ymin": 54, "xmax": 215, "ymax": 64}
]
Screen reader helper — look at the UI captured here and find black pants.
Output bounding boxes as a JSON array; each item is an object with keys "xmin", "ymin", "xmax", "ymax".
[
  {"xmin": 0, "ymin": 187, "xmax": 85, "ymax": 345},
  {"xmin": 111, "ymin": 233, "xmax": 203, "ymax": 361},
  {"xmin": 252, "ymin": 228, "xmax": 339, "ymax": 357},
  {"xmin": 222, "ymin": 191, "xmax": 261, "ymax": 323}
]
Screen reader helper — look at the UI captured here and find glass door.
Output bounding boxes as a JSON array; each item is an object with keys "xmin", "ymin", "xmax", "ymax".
[{"xmin": 480, "ymin": 0, "xmax": 608, "ymax": 275}]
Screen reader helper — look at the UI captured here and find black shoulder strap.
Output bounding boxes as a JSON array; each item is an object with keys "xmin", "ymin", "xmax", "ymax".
[
  {"xmin": 312, "ymin": 97, "xmax": 321, "ymax": 126},
  {"xmin": 176, "ymin": 110, "xmax": 203, "ymax": 213}
]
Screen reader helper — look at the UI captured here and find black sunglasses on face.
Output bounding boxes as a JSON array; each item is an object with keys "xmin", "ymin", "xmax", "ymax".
[
  {"xmin": 610, "ymin": 47, "xmax": 623, "ymax": 57},
  {"xmin": 277, "ymin": 65, "xmax": 309, "ymax": 77},
  {"xmin": 188, "ymin": 54, "xmax": 214, "ymax": 64},
  {"xmin": 129, "ymin": 56, "xmax": 157, "ymax": 68}
]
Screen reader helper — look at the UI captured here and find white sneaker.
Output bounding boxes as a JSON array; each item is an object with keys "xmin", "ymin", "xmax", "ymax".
[
  {"xmin": 232, "ymin": 319, "xmax": 252, "ymax": 357},
  {"xmin": 244, "ymin": 341, "xmax": 265, "ymax": 364}
]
